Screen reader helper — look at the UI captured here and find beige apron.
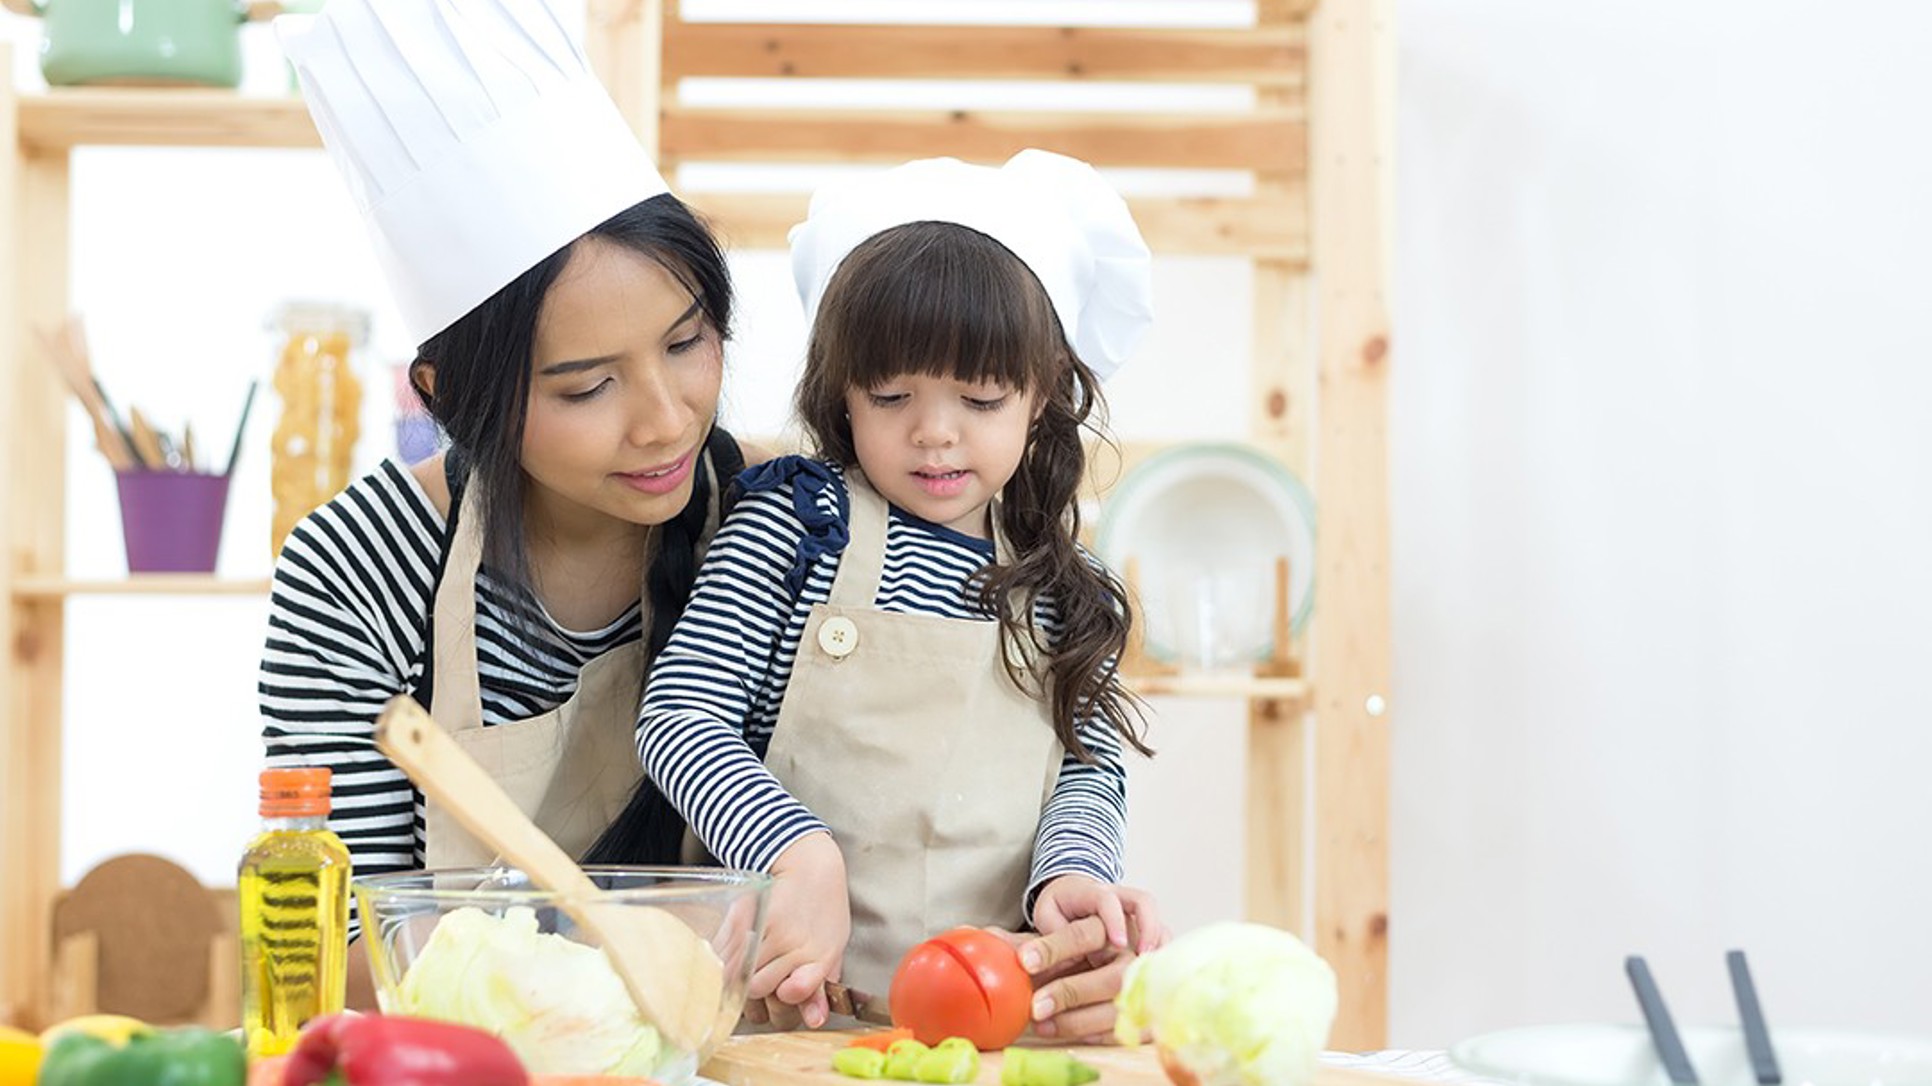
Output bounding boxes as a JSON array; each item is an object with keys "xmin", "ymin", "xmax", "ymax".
[
  {"xmin": 423, "ymin": 483, "xmax": 650, "ymax": 868},
  {"xmin": 762, "ymin": 469, "xmax": 1063, "ymax": 995}
]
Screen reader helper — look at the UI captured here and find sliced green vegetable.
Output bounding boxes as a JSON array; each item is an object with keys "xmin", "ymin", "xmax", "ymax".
[
  {"xmin": 999, "ymin": 1047, "xmax": 1100, "ymax": 1086},
  {"xmin": 833, "ymin": 1046, "xmax": 888, "ymax": 1080},
  {"xmin": 913, "ymin": 1039, "xmax": 979, "ymax": 1084},
  {"xmin": 883, "ymin": 1038, "xmax": 930, "ymax": 1081}
]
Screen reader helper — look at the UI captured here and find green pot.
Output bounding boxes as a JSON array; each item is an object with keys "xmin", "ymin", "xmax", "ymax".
[{"xmin": 32, "ymin": 0, "xmax": 248, "ymax": 88}]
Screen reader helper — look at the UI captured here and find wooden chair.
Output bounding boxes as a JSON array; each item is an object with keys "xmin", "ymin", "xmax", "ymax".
[{"xmin": 49, "ymin": 854, "xmax": 237, "ymax": 1029}]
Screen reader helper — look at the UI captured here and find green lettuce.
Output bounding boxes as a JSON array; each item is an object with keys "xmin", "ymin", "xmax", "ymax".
[
  {"xmin": 391, "ymin": 905, "xmax": 670, "ymax": 1077},
  {"xmin": 1114, "ymin": 922, "xmax": 1338, "ymax": 1086}
]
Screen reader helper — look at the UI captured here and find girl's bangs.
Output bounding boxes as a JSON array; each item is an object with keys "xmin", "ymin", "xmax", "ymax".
[{"xmin": 832, "ymin": 224, "xmax": 1063, "ymax": 392}]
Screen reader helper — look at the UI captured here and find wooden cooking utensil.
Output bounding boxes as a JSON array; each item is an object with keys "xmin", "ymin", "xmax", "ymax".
[
  {"xmin": 34, "ymin": 321, "xmax": 137, "ymax": 471},
  {"xmin": 373, "ymin": 694, "xmax": 725, "ymax": 1054},
  {"xmin": 127, "ymin": 407, "xmax": 170, "ymax": 471}
]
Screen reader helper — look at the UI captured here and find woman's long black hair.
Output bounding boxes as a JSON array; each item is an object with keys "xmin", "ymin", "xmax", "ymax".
[{"xmin": 409, "ymin": 192, "xmax": 733, "ymax": 865}]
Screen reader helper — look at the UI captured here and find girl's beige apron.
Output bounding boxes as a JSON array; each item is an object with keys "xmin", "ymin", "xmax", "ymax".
[
  {"xmin": 423, "ymin": 483, "xmax": 649, "ymax": 867},
  {"xmin": 760, "ymin": 469, "xmax": 1064, "ymax": 995}
]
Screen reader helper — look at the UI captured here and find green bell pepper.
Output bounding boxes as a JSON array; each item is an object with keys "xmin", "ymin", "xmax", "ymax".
[{"xmin": 38, "ymin": 1025, "xmax": 246, "ymax": 1086}]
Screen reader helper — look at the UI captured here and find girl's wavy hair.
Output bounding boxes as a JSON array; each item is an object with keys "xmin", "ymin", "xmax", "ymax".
[
  {"xmin": 795, "ymin": 221, "xmax": 1152, "ymax": 760},
  {"xmin": 408, "ymin": 192, "xmax": 734, "ymax": 864}
]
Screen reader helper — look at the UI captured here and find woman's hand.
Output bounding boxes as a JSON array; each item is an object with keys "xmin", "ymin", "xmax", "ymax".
[
  {"xmin": 992, "ymin": 882, "xmax": 1172, "ymax": 1045},
  {"xmin": 745, "ymin": 830, "xmax": 850, "ymax": 1029},
  {"xmin": 985, "ymin": 918, "xmax": 1127, "ymax": 1043}
]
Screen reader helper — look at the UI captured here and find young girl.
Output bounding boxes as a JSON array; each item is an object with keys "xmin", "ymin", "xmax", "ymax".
[{"xmin": 637, "ymin": 150, "xmax": 1167, "ymax": 1034}]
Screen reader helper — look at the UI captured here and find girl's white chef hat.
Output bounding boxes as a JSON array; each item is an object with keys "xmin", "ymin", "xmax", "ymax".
[
  {"xmin": 789, "ymin": 149, "xmax": 1154, "ymax": 380},
  {"xmin": 278, "ymin": 0, "xmax": 669, "ymax": 346}
]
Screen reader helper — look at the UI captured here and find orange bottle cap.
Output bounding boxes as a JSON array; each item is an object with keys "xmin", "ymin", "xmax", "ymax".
[{"xmin": 259, "ymin": 767, "xmax": 332, "ymax": 819}]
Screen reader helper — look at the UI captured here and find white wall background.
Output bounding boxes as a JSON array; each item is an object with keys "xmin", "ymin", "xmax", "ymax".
[
  {"xmin": 1391, "ymin": 0, "xmax": 1932, "ymax": 1046},
  {"xmin": 9, "ymin": 0, "xmax": 1930, "ymax": 1052}
]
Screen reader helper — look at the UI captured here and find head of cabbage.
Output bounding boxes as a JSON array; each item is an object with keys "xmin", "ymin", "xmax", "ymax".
[
  {"xmin": 1114, "ymin": 922, "xmax": 1338, "ymax": 1086},
  {"xmin": 388, "ymin": 905, "xmax": 686, "ymax": 1079}
]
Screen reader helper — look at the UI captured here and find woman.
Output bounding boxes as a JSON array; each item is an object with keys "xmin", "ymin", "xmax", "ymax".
[
  {"xmin": 262, "ymin": 0, "xmax": 1137, "ymax": 1035},
  {"xmin": 263, "ymin": 0, "xmax": 743, "ymax": 1006}
]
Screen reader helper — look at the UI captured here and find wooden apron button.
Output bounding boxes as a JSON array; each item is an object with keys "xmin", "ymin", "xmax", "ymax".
[{"xmin": 817, "ymin": 616, "xmax": 859, "ymax": 658}]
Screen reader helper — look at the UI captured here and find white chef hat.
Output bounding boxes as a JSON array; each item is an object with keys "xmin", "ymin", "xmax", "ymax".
[
  {"xmin": 278, "ymin": 0, "xmax": 669, "ymax": 346},
  {"xmin": 789, "ymin": 149, "xmax": 1153, "ymax": 380}
]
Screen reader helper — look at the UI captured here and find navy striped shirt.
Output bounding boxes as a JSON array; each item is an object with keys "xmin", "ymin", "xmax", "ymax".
[
  {"xmin": 638, "ymin": 457, "xmax": 1128, "ymax": 915},
  {"xmin": 257, "ymin": 460, "xmax": 643, "ymax": 919}
]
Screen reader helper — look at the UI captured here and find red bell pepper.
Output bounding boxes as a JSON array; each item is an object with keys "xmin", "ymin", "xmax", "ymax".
[{"xmin": 280, "ymin": 1015, "xmax": 527, "ymax": 1086}]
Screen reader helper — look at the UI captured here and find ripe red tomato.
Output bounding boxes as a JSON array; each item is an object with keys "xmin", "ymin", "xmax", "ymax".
[{"xmin": 888, "ymin": 927, "xmax": 1032, "ymax": 1049}]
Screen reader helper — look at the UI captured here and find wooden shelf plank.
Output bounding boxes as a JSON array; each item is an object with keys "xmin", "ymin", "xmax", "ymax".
[
  {"xmin": 1125, "ymin": 674, "xmax": 1307, "ymax": 701},
  {"xmin": 689, "ymin": 190, "xmax": 1306, "ymax": 259},
  {"xmin": 1258, "ymin": 0, "xmax": 1322, "ymax": 23},
  {"xmin": 11, "ymin": 575, "xmax": 272, "ymax": 598},
  {"xmin": 17, "ymin": 91, "xmax": 318, "ymax": 152},
  {"xmin": 664, "ymin": 24, "xmax": 1306, "ymax": 86},
  {"xmin": 1308, "ymin": 0, "xmax": 1395, "ymax": 1049},
  {"xmin": 661, "ymin": 106, "xmax": 1305, "ymax": 172}
]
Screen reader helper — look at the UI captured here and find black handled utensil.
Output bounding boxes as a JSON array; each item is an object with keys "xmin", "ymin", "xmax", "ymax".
[
  {"xmin": 1627, "ymin": 955, "xmax": 1701, "ymax": 1085},
  {"xmin": 223, "ymin": 379, "xmax": 259, "ymax": 477},
  {"xmin": 1727, "ymin": 950, "xmax": 1782, "ymax": 1085}
]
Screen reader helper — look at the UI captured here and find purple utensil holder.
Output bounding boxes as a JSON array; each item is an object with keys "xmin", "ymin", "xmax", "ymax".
[{"xmin": 115, "ymin": 470, "xmax": 231, "ymax": 573}]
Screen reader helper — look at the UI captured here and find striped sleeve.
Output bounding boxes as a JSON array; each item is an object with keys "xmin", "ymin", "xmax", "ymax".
[
  {"xmin": 1024, "ymin": 549, "xmax": 1132, "ymax": 914},
  {"xmin": 258, "ymin": 461, "xmax": 440, "ymax": 908},
  {"xmin": 1027, "ymin": 712, "xmax": 1130, "ymax": 905},
  {"xmin": 636, "ymin": 483, "xmax": 832, "ymax": 872}
]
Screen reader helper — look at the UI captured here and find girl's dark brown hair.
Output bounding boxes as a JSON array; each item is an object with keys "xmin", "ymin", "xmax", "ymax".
[{"xmin": 795, "ymin": 221, "xmax": 1152, "ymax": 760}]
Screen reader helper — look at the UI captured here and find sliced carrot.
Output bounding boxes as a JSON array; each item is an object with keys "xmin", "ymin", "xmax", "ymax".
[{"xmin": 844, "ymin": 1027, "xmax": 915, "ymax": 1052}]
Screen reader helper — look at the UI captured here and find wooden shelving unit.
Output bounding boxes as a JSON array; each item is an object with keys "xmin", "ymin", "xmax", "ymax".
[
  {"xmin": 3, "ymin": 0, "xmax": 1391, "ymax": 1045},
  {"xmin": 9, "ymin": 576, "xmax": 273, "ymax": 599},
  {"xmin": 0, "ymin": 79, "xmax": 308, "ymax": 1031},
  {"xmin": 16, "ymin": 89, "xmax": 317, "ymax": 151}
]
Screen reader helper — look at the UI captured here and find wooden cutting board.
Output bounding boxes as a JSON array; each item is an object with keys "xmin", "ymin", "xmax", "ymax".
[
  {"xmin": 701, "ymin": 1031, "xmax": 1425, "ymax": 1086},
  {"xmin": 702, "ymin": 1031, "xmax": 1168, "ymax": 1085}
]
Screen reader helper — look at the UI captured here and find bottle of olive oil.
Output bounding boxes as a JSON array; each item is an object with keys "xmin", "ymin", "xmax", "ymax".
[{"xmin": 239, "ymin": 767, "xmax": 350, "ymax": 1058}]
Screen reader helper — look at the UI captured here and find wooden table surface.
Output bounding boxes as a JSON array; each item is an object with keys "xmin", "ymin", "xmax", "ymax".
[{"xmin": 701, "ymin": 1031, "xmax": 1433, "ymax": 1086}]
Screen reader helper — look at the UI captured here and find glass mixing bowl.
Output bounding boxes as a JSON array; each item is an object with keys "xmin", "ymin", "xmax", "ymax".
[{"xmin": 354, "ymin": 865, "xmax": 769, "ymax": 1084}]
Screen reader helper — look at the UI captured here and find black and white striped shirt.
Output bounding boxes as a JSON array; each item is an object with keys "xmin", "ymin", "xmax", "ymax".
[
  {"xmin": 639, "ymin": 457, "xmax": 1128, "ymax": 913},
  {"xmin": 257, "ymin": 459, "xmax": 643, "ymax": 887}
]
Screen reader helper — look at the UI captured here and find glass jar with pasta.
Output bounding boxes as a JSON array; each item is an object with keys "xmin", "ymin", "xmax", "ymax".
[{"xmin": 269, "ymin": 301, "xmax": 369, "ymax": 556}]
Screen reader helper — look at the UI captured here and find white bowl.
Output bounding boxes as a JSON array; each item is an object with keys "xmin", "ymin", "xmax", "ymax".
[
  {"xmin": 1452, "ymin": 1023, "xmax": 1932, "ymax": 1086},
  {"xmin": 1096, "ymin": 443, "xmax": 1315, "ymax": 669}
]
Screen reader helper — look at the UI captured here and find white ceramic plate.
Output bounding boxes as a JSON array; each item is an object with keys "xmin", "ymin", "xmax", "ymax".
[
  {"xmin": 1451, "ymin": 1023, "xmax": 1932, "ymax": 1086},
  {"xmin": 1095, "ymin": 443, "xmax": 1315, "ymax": 668}
]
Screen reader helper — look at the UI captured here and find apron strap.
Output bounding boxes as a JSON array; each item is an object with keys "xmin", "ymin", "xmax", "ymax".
[
  {"xmin": 409, "ymin": 451, "xmax": 468, "ymax": 712},
  {"xmin": 827, "ymin": 468, "xmax": 890, "ymax": 609},
  {"xmin": 430, "ymin": 482, "xmax": 489, "ymax": 731},
  {"xmin": 828, "ymin": 469, "xmax": 1027, "ymax": 617}
]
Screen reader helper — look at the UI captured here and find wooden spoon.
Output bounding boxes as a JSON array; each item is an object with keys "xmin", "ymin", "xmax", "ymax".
[
  {"xmin": 34, "ymin": 321, "xmax": 138, "ymax": 471},
  {"xmin": 374, "ymin": 694, "xmax": 725, "ymax": 1054}
]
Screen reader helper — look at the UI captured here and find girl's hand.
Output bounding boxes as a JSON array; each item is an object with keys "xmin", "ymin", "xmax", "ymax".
[
  {"xmin": 746, "ymin": 830, "xmax": 850, "ymax": 1029},
  {"xmin": 1033, "ymin": 875, "xmax": 1170, "ymax": 956}
]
